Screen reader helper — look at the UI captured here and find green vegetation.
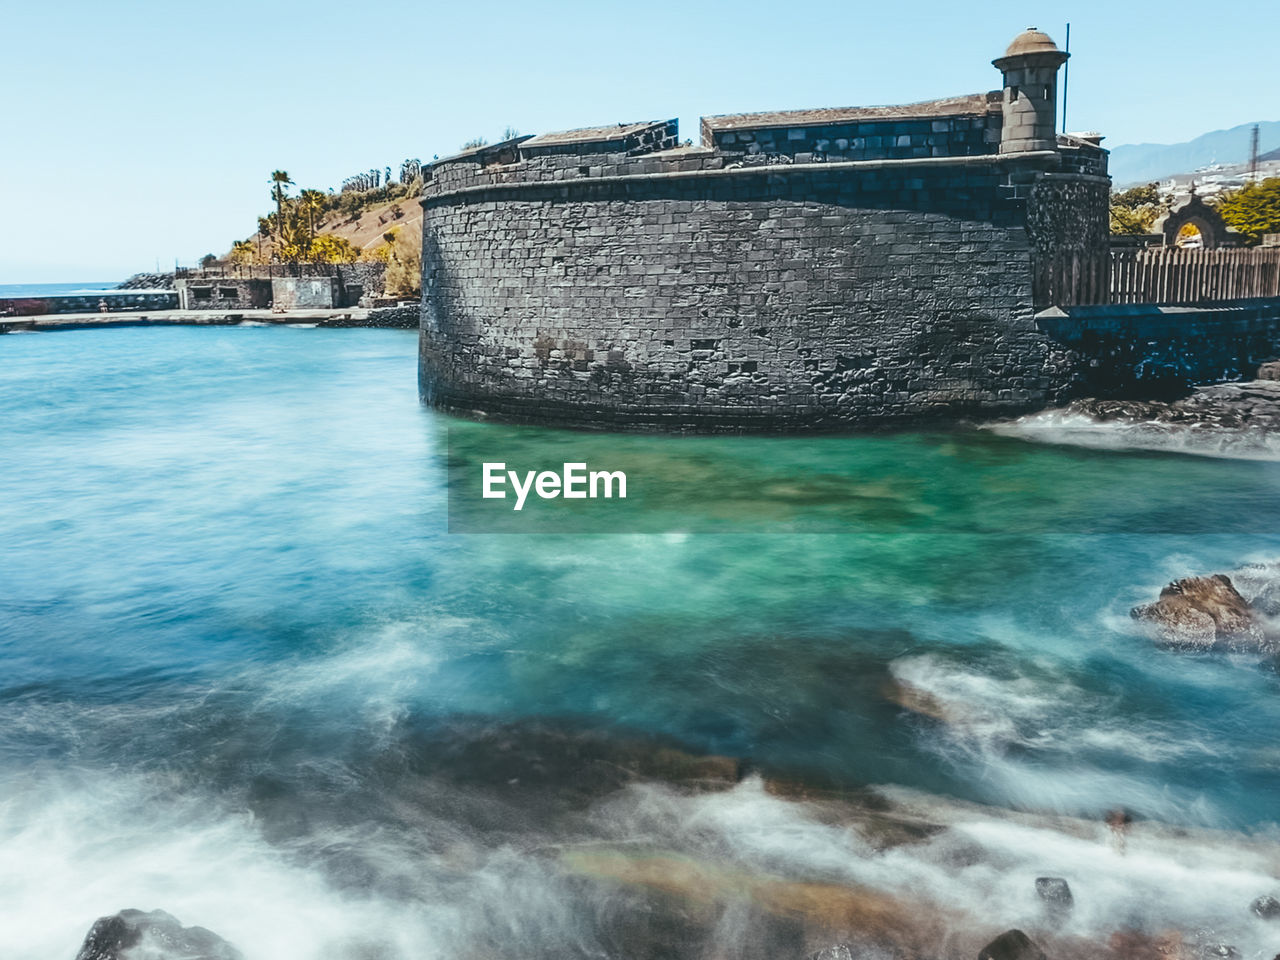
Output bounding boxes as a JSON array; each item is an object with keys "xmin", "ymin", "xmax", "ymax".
[
  {"xmin": 233, "ymin": 168, "xmax": 427, "ymax": 264},
  {"xmin": 1110, "ymin": 182, "xmax": 1164, "ymax": 235},
  {"xmin": 378, "ymin": 228, "xmax": 421, "ymax": 297},
  {"xmin": 1217, "ymin": 178, "xmax": 1280, "ymax": 245},
  {"xmin": 306, "ymin": 235, "xmax": 360, "ymax": 263}
]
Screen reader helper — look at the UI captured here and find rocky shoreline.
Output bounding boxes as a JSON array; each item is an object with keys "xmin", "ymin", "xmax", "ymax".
[
  {"xmin": 1068, "ymin": 375, "xmax": 1280, "ymax": 432},
  {"xmin": 61, "ymin": 711, "xmax": 1280, "ymax": 960},
  {"xmin": 992, "ymin": 374, "xmax": 1280, "ymax": 460}
]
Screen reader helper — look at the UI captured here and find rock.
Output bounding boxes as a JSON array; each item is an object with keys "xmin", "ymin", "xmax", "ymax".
[
  {"xmin": 978, "ymin": 929, "xmax": 1046, "ymax": 960},
  {"xmin": 808, "ymin": 946, "xmax": 857, "ymax": 960},
  {"xmin": 1035, "ymin": 876, "xmax": 1073, "ymax": 921},
  {"xmin": 115, "ymin": 273, "xmax": 175, "ymax": 291},
  {"xmin": 1131, "ymin": 575, "xmax": 1265, "ymax": 651},
  {"xmin": 1252, "ymin": 894, "xmax": 1280, "ymax": 919},
  {"xmin": 74, "ymin": 909, "xmax": 242, "ymax": 960},
  {"xmin": 1257, "ymin": 361, "xmax": 1280, "ymax": 381},
  {"xmin": 1057, "ymin": 379, "xmax": 1280, "ymax": 435},
  {"xmin": 1250, "ymin": 581, "xmax": 1280, "ymax": 619},
  {"xmin": 1108, "ymin": 930, "xmax": 1185, "ymax": 960}
]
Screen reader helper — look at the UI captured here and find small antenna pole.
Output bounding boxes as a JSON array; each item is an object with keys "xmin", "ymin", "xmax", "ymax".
[{"xmin": 1062, "ymin": 23, "xmax": 1071, "ymax": 134}]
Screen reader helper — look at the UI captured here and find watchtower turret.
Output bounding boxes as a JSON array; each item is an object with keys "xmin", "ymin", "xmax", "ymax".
[{"xmin": 993, "ymin": 27, "xmax": 1068, "ymax": 154}]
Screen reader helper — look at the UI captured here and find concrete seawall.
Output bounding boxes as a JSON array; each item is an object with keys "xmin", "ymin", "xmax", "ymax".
[
  {"xmin": 0, "ymin": 305, "xmax": 418, "ymax": 334},
  {"xmin": 0, "ymin": 292, "xmax": 178, "ymax": 316}
]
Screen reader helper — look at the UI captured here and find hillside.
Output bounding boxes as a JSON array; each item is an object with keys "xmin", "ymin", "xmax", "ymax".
[
  {"xmin": 231, "ymin": 194, "xmax": 423, "ymax": 263},
  {"xmin": 1109, "ymin": 120, "xmax": 1280, "ymax": 186}
]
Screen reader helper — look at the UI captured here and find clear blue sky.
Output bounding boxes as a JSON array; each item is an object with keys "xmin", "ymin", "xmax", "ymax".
[{"xmin": 3, "ymin": 0, "xmax": 1276, "ymax": 282}]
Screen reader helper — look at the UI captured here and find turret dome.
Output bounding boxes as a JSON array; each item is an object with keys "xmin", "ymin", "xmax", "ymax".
[{"xmin": 1002, "ymin": 27, "xmax": 1063, "ymax": 58}]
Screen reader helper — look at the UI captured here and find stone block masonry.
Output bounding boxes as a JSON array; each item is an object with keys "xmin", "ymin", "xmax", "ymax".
[{"xmin": 418, "ymin": 29, "xmax": 1117, "ymax": 431}]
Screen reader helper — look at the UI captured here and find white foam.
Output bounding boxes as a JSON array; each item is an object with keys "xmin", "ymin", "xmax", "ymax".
[
  {"xmin": 0, "ymin": 772, "xmax": 452, "ymax": 960},
  {"xmin": 990, "ymin": 410, "xmax": 1280, "ymax": 461},
  {"xmin": 590, "ymin": 778, "xmax": 1280, "ymax": 954},
  {"xmin": 887, "ymin": 655, "xmax": 1232, "ymax": 822}
]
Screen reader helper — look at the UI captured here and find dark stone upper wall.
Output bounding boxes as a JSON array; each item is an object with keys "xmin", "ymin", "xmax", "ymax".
[{"xmin": 702, "ymin": 94, "xmax": 1004, "ymax": 164}]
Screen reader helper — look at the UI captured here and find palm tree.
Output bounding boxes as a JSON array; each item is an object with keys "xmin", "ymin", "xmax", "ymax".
[
  {"xmin": 299, "ymin": 189, "xmax": 326, "ymax": 250},
  {"xmin": 256, "ymin": 216, "xmax": 272, "ymax": 259},
  {"xmin": 230, "ymin": 240, "xmax": 255, "ymax": 265},
  {"xmin": 269, "ymin": 170, "xmax": 293, "ymax": 242}
]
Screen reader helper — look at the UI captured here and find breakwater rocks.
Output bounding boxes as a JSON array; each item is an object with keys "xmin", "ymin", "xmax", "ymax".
[
  {"xmin": 115, "ymin": 273, "xmax": 175, "ymax": 290},
  {"xmin": 1132, "ymin": 562, "xmax": 1280, "ymax": 652}
]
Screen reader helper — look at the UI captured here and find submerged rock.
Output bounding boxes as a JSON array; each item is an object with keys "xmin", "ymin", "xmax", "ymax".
[
  {"xmin": 1197, "ymin": 944, "xmax": 1240, "ymax": 960},
  {"xmin": 74, "ymin": 909, "xmax": 241, "ymax": 960},
  {"xmin": 1249, "ymin": 580, "xmax": 1280, "ymax": 619},
  {"xmin": 1108, "ymin": 930, "xmax": 1184, "ymax": 960},
  {"xmin": 1251, "ymin": 894, "xmax": 1280, "ymax": 919},
  {"xmin": 1035, "ymin": 876, "xmax": 1073, "ymax": 922},
  {"xmin": 807, "ymin": 945, "xmax": 858, "ymax": 960},
  {"xmin": 1131, "ymin": 574, "xmax": 1269, "ymax": 651},
  {"xmin": 978, "ymin": 929, "xmax": 1047, "ymax": 960}
]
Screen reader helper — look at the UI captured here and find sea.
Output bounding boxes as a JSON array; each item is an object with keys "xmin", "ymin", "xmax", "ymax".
[
  {"xmin": 2, "ymin": 325, "xmax": 1279, "ymax": 960},
  {"xmin": 0, "ymin": 281, "xmax": 123, "ymax": 299}
]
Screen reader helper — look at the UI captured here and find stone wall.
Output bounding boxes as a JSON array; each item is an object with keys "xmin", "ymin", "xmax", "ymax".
[
  {"xmin": 703, "ymin": 98, "xmax": 1002, "ymax": 164},
  {"xmin": 1037, "ymin": 298, "xmax": 1280, "ymax": 397},
  {"xmin": 271, "ymin": 277, "xmax": 340, "ymax": 310},
  {"xmin": 420, "ymin": 149, "xmax": 1106, "ymax": 430},
  {"xmin": 1025, "ymin": 172, "xmax": 1112, "ymax": 308},
  {"xmin": 175, "ymin": 278, "xmax": 271, "ymax": 310},
  {"xmin": 172, "ymin": 264, "xmax": 386, "ymax": 309},
  {"xmin": 335, "ymin": 262, "xmax": 387, "ymax": 306}
]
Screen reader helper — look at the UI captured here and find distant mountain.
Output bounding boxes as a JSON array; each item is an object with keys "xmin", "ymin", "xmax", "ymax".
[{"xmin": 1107, "ymin": 121, "xmax": 1280, "ymax": 186}]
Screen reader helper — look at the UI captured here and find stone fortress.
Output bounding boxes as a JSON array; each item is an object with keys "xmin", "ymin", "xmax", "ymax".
[{"xmin": 415, "ymin": 29, "xmax": 1267, "ymax": 430}]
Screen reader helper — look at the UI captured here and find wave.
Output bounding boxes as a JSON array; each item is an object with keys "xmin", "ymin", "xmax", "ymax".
[
  {"xmin": 7, "ymin": 762, "xmax": 1280, "ymax": 960},
  {"xmin": 886, "ymin": 654, "xmax": 1232, "ymax": 824}
]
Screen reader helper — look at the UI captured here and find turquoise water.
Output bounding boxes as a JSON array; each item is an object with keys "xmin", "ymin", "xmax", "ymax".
[{"xmin": 2, "ymin": 326, "xmax": 1280, "ymax": 959}]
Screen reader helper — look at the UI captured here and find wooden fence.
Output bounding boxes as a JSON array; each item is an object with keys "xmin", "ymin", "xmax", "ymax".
[{"xmin": 1108, "ymin": 247, "xmax": 1280, "ymax": 305}]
